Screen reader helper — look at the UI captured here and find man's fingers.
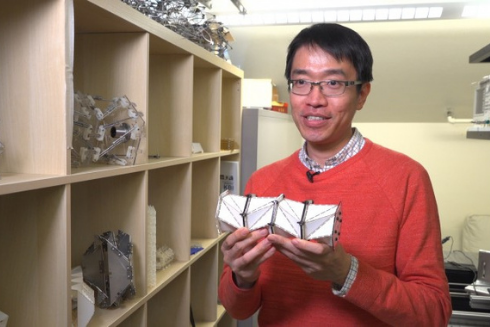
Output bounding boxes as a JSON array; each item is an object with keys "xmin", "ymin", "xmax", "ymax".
[
  {"xmin": 221, "ymin": 228, "xmax": 250, "ymax": 250},
  {"xmin": 234, "ymin": 237, "xmax": 274, "ymax": 268}
]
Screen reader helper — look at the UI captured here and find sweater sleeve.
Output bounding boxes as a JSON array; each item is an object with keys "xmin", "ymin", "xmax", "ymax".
[
  {"xmin": 343, "ymin": 164, "xmax": 452, "ymax": 326},
  {"xmin": 218, "ymin": 264, "xmax": 262, "ymax": 320}
]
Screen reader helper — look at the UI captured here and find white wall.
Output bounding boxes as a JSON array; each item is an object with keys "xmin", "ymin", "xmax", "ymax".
[
  {"xmin": 354, "ymin": 123, "xmax": 490, "ymax": 250},
  {"xmin": 229, "ymin": 18, "xmax": 490, "ymax": 250},
  {"xmin": 228, "ymin": 18, "xmax": 490, "ymax": 122}
]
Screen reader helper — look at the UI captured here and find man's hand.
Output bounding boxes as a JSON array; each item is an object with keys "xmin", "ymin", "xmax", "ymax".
[
  {"xmin": 267, "ymin": 234, "xmax": 351, "ymax": 286},
  {"xmin": 221, "ymin": 227, "xmax": 276, "ymax": 289}
]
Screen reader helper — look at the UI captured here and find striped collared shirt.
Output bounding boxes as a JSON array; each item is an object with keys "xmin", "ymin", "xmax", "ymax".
[
  {"xmin": 299, "ymin": 127, "xmax": 365, "ymax": 172},
  {"xmin": 298, "ymin": 127, "xmax": 364, "ymax": 297}
]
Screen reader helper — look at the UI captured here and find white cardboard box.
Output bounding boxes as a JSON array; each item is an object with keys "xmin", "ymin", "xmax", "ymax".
[{"xmin": 242, "ymin": 79, "xmax": 273, "ymax": 109}]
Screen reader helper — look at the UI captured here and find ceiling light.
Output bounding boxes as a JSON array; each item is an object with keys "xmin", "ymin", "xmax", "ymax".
[
  {"xmin": 462, "ymin": 5, "xmax": 476, "ymax": 17},
  {"xmin": 362, "ymin": 9, "xmax": 376, "ymax": 21},
  {"xmin": 324, "ymin": 10, "xmax": 337, "ymax": 22},
  {"xmin": 375, "ymin": 8, "xmax": 389, "ymax": 20},
  {"xmin": 311, "ymin": 11, "xmax": 324, "ymax": 23},
  {"xmin": 239, "ymin": 15, "xmax": 252, "ymax": 25},
  {"xmin": 482, "ymin": 5, "xmax": 490, "ymax": 17},
  {"xmin": 402, "ymin": 7, "xmax": 416, "ymax": 19},
  {"xmin": 249, "ymin": 14, "xmax": 262, "ymax": 25},
  {"xmin": 275, "ymin": 13, "xmax": 288, "ymax": 24},
  {"xmin": 212, "ymin": 3, "xmax": 462, "ymax": 26},
  {"xmin": 415, "ymin": 7, "xmax": 429, "ymax": 19},
  {"xmin": 350, "ymin": 10, "xmax": 363, "ymax": 21},
  {"xmin": 389, "ymin": 8, "xmax": 402, "ymax": 20},
  {"xmin": 262, "ymin": 13, "xmax": 275, "ymax": 24},
  {"xmin": 287, "ymin": 12, "xmax": 300, "ymax": 23},
  {"xmin": 463, "ymin": 4, "xmax": 490, "ymax": 18},
  {"xmin": 337, "ymin": 10, "xmax": 350, "ymax": 21},
  {"xmin": 428, "ymin": 7, "xmax": 443, "ymax": 18},
  {"xmin": 299, "ymin": 12, "xmax": 312, "ymax": 23}
]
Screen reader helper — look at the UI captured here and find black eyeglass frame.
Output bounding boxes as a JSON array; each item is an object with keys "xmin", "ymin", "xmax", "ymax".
[{"xmin": 288, "ymin": 79, "xmax": 363, "ymax": 96}]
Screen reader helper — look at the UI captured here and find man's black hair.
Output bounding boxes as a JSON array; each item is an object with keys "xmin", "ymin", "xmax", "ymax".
[{"xmin": 285, "ymin": 23, "xmax": 374, "ymax": 85}]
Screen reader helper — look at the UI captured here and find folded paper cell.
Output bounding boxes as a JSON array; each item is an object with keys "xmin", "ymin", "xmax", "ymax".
[{"xmin": 215, "ymin": 190, "xmax": 342, "ymax": 247}]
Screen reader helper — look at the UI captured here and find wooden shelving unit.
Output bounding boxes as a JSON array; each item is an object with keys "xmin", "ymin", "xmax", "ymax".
[{"xmin": 0, "ymin": 0, "xmax": 242, "ymax": 326}]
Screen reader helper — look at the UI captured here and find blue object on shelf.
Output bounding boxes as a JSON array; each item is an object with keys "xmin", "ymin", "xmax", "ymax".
[{"xmin": 190, "ymin": 246, "xmax": 204, "ymax": 255}]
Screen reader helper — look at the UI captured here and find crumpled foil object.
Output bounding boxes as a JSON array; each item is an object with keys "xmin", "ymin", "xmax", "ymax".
[{"xmin": 120, "ymin": 0, "xmax": 233, "ymax": 60}]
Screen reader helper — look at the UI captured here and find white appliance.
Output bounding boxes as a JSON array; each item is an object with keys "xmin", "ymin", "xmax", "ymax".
[{"xmin": 240, "ymin": 108, "xmax": 303, "ymax": 195}]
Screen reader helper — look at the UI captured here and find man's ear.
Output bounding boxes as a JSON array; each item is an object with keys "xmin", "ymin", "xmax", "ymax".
[{"xmin": 356, "ymin": 82, "xmax": 371, "ymax": 111}]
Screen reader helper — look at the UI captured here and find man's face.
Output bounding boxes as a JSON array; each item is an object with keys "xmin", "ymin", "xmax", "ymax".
[{"xmin": 289, "ymin": 45, "xmax": 370, "ymax": 158}]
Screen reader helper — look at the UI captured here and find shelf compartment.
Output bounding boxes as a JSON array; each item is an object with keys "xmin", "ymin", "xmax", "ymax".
[
  {"xmin": 148, "ymin": 164, "xmax": 192, "ymax": 261},
  {"xmin": 191, "ymin": 244, "xmax": 219, "ymax": 324},
  {"xmin": 194, "ymin": 68, "xmax": 222, "ymax": 153},
  {"xmin": 148, "ymin": 237, "xmax": 217, "ymax": 293},
  {"xmin": 221, "ymin": 77, "xmax": 243, "ymax": 150},
  {"xmin": 147, "ymin": 268, "xmax": 191, "ymax": 326},
  {"xmin": 195, "ymin": 304, "xmax": 232, "ymax": 327},
  {"xmin": 0, "ymin": 186, "xmax": 70, "ymax": 326},
  {"xmin": 148, "ymin": 54, "xmax": 193, "ymax": 158},
  {"xmin": 115, "ymin": 305, "xmax": 146, "ymax": 327},
  {"xmin": 217, "ymin": 311, "xmax": 237, "ymax": 327},
  {"xmin": 70, "ymin": 172, "xmax": 147, "ymax": 313},
  {"xmin": 0, "ymin": 0, "xmax": 68, "ymax": 176},
  {"xmin": 73, "ymin": 32, "xmax": 150, "ymax": 169},
  {"xmin": 192, "ymin": 159, "xmax": 220, "ymax": 239}
]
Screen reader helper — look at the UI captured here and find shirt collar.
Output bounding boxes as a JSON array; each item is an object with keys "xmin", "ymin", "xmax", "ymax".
[{"xmin": 299, "ymin": 128, "xmax": 365, "ymax": 173}]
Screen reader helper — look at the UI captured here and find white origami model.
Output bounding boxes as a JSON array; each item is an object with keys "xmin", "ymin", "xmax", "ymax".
[{"xmin": 215, "ymin": 190, "xmax": 342, "ymax": 247}]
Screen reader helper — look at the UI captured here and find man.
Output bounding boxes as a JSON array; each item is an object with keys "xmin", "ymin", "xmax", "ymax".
[{"xmin": 219, "ymin": 23, "xmax": 452, "ymax": 326}]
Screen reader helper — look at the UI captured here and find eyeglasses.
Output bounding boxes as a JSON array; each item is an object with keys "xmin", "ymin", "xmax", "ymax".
[{"xmin": 288, "ymin": 79, "xmax": 363, "ymax": 97}]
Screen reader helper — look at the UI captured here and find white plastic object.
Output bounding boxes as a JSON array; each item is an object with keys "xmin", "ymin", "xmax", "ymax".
[
  {"xmin": 71, "ymin": 266, "xmax": 95, "ymax": 327},
  {"xmin": 92, "ymin": 147, "xmax": 101, "ymax": 162},
  {"xmin": 147, "ymin": 205, "xmax": 157, "ymax": 288},
  {"xmin": 0, "ymin": 310, "xmax": 8, "ymax": 327},
  {"xmin": 82, "ymin": 125, "xmax": 92, "ymax": 141},
  {"xmin": 96, "ymin": 125, "xmax": 106, "ymax": 141}
]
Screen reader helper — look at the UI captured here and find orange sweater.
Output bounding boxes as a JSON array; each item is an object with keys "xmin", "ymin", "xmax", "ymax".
[{"xmin": 219, "ymin": 139, "xmax": 452, "ymax": 326}]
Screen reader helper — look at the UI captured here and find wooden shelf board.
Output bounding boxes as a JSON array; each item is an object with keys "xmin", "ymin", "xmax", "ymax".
[
  {"xmin": 190, "ymin": 238, "xmax": 219, "ymax": 265},
  {"xmin": 86, "ymin": 295, "xmax": 145, "ymax": 327},
  {"xmin": 0, "ymin": 172, "xmax": 66, "ymax": 195},
  {"xmin": 0, "ymin": 150, "xmax": 239, "ymax": 194}
]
